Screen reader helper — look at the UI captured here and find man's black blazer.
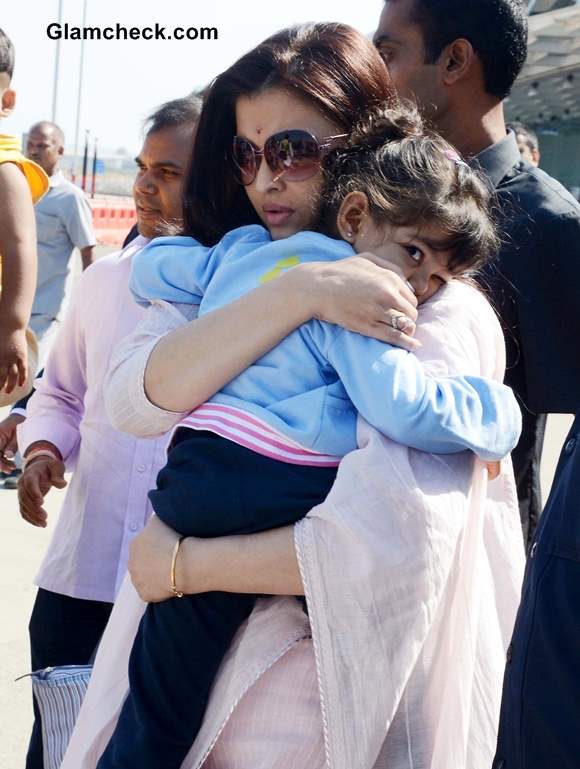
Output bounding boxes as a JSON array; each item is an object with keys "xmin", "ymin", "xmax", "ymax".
[{"xmin": 476, "ymin": 133, "xmax": 580, "ymax": 415}]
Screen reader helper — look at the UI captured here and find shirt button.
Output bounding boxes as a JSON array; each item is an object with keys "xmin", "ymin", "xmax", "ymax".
[
  {"xmin": 129, "ymin": 522, "xmax": 138, "ymax": 532},
  {"xmin": 137, "ymin": 465, "xmax": 146, "ymax": 473},
  {"xmin": 506, "ymin": 644, "xmax": 513, "ymax": 664},
  {"xmin": 494, "ymin": 760, "xmax": 506, "ymax": 769},
  {"xmin": 530, "ymin": 542, "xmax": 538, "ymax": 559},
  {"xmin": 564, "ymin": 437, "xmax": 577, "ymax": 455}
]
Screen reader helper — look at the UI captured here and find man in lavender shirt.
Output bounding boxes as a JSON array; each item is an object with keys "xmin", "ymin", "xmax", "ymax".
[{"xmin": 14, "ymin": 96, "xmax": 201, "ymax": 769}]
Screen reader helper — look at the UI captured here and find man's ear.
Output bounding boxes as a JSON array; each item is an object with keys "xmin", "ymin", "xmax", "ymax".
[
  {"xmin": 336, "ymin": 191, "xmax": 371, "ymax": 241},
  {"xmin": 439, "ymin": 38, "xmax": 475, "ymax": 86},
  {"xmin": 0, "ymin": 88, "xmax": 16, "ymax": 118}
]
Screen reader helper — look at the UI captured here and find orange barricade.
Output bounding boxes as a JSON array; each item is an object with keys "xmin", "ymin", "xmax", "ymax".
[{"xmin": 90, "ymin": 196, "xmax": 137, "ymax": 246}]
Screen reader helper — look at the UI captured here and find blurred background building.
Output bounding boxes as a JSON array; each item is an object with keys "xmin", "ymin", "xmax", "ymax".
[{"xmin": 507, "ymin": 1, "xmax": 580, "ymax": 196}]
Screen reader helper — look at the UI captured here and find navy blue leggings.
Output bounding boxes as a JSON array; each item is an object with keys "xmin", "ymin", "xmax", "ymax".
[{"xmin": 97, "ymin": 429, "xmax": 337, "ymax": 769}]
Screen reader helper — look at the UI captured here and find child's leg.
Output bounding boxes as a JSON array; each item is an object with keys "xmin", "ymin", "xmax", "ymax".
[
  {"xmin": 97, "ymin": 430, "xmax": 337, "ymax": 769},
  {"xmin": 97, "ymin": 592, "xmax": 254, "ymax": 769}
]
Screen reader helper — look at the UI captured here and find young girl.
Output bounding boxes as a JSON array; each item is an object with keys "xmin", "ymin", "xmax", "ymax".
[{"xmin": 97, "ymin": 105, "xmax": 521, "ymax": 769}]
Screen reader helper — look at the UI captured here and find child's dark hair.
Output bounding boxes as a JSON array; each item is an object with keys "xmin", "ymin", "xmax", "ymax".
[
  {"xmin": 321, "ymin": 102, "xmax": 500, "ymax": 275},
  {"xmin": 0, "ymin": 28, "xmax": 15, "ymax": 80}
]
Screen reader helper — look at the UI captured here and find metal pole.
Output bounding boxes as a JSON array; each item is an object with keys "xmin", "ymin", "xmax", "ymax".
[
  {"xmin": 71, "ymin": 0, "xmax": 88, "ymax": 183},
  {"xmin": 91, "ymin": 138, "xmax": 98, "ymax": 198},
  {"xmin": 50, "ymin": 0, "xmax": 64, "ymax": 122},
  {"xmin": 81, "ymin": 130, "xmax": 90, "ymax": 191}
]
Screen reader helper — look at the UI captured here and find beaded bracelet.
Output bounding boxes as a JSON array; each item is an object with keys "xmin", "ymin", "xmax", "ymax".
[{"xmin": 23, "ymin": 448, "xmax": 60, "ymax": 470}]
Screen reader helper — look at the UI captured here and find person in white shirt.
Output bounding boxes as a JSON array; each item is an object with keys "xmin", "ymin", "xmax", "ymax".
[{"xmin": 25, "ymin": 121, "xmax": 96, "ymax": 365}]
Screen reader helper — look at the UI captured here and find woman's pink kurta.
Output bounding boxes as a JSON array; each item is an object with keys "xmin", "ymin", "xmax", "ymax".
[{"xmin": 62, "ymin": 280, "xmax": 524, "ymax": 769}]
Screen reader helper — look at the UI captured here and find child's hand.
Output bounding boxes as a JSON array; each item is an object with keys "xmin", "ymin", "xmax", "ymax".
[
  {"xmin": 0, "ymin": 327, "xmax": 28, "ymax": 394},
  {"xmin": 0, "ymin": 412, "xmax": 25, "ymax": 472},
  {"xmin": 18, "ymin": 456, "xmax": 67, "ymax": 527},
  {"xmin": 486, "ymin": 461, "xmax": 501, "ymax": 480}
]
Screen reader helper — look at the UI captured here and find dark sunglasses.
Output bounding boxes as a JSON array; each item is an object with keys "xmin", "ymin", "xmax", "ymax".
[{"xmin": 231, "ymin": 129, "xmax": 347, "ymax": 186}]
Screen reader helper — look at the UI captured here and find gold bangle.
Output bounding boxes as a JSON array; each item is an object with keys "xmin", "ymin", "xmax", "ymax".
[{"xmin": 170, "ymin": 536, "xmax": 185, "ymax": 598}]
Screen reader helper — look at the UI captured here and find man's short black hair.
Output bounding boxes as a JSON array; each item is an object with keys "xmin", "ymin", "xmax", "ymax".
[
  {"xmin": 29, "ymin": 120, "xmax": 66, "ymax": 146},
  {"xmin": 407, "ymin": 0, "xmax": 528, "ymax": 99},
  {"xmin": 144, "ymin": 94, "xmax": 203, "ymax": 136},
  {"xmin": 0, "ymin": 27, "xmax": 15, "ymax": 80},
  {"xmin": 507, "ymin": 121, "xmax": 539, "ymax": 151}
]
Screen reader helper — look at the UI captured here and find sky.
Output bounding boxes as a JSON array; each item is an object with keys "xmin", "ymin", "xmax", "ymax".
[{"xmin": 2, "ymin": 0, "xmax": 383, "ymax": 157}]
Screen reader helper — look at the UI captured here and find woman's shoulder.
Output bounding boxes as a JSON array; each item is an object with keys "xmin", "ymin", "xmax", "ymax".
[
  {"xmin": 424, "ymin": 279, "xmax": 498, "ymax": 328},
  {"xmin": 417, "ymin": 279, "xmax": 505, "ymax": 379}
]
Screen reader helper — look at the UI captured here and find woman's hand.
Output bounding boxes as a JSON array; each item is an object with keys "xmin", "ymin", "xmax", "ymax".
[
  {"xmin": 129, "ymin": 516, "xmax": 304, "ymax": 601},
  {"xmin": 129, "ymin": 516, "xmax": 216, "ymax": 602},
  {"xmin": 128, "ymin": 516, "xmax": 181, "ymax": 602},
  {"xmin": 298, "ymin": 256, "xmax": 420, "ymax": 351}
]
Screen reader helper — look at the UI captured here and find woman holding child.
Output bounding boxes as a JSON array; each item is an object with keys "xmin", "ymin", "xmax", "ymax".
[{"xmin": 62, "ymin": 22, "xmax": 524, "ymax": 769}]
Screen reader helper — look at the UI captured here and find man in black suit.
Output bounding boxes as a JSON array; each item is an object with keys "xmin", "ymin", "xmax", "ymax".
[
  {"xmin": 493, "ymin": 413, "xmax": 579, "ymax": 768},
  {"xmin": 374, "ymin": 0, "xmax": 580, "ymax": 550},
  {"xmin": 373, "ymin": 2, "xmax": 580, "ymax": 766}
]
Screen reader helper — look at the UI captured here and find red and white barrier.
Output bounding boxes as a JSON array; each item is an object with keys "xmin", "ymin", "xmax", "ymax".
[{"xmin": 90, "ymin": 196, "xmax": 137, "ymax": 246}]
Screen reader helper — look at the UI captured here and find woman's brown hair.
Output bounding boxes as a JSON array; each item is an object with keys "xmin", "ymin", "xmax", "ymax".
[{"xmin": 182, "ymin": 23, "xmax": 393, "ymax": 244}]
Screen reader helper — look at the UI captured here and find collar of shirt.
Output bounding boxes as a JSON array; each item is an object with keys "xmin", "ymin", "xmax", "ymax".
[
  {"xmin": 120, "ymin": 234, "xmax": 149, "ymax": 259},
  {"xmin": 48, "ymin": 169, "xmax": 66, "ymax": 188},
  {"xmin": 471, "ymin": 130, "xmax": 521, "ymax": 188}
]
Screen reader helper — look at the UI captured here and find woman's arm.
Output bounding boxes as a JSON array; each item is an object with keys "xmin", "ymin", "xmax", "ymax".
[
  {"xmin": 127, "ymin": 283, "xmax": 499, "ymax": 605},
  {"xmin": 128, "ymin": 515, "xmax": 301, "ymax": 602},
  {"xmin": 105, "ymin": 299, "xmax": 195, "ymax": 437},
  {"xmin": 145, "ymin": 255, "xmax": 419, "ymax": 412}
]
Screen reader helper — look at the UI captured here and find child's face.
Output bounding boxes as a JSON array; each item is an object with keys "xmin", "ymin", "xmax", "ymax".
[
  {"xmin": 0, "ymin": 72, "xmax": 15, "ymax": 120},
  {"xmin": 352, "ymin": 217, "xmax": 455, "ymax": 304},
  {"xmin": 337, "ymin": 192, "xmax": 455, "ymax": 304}
]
